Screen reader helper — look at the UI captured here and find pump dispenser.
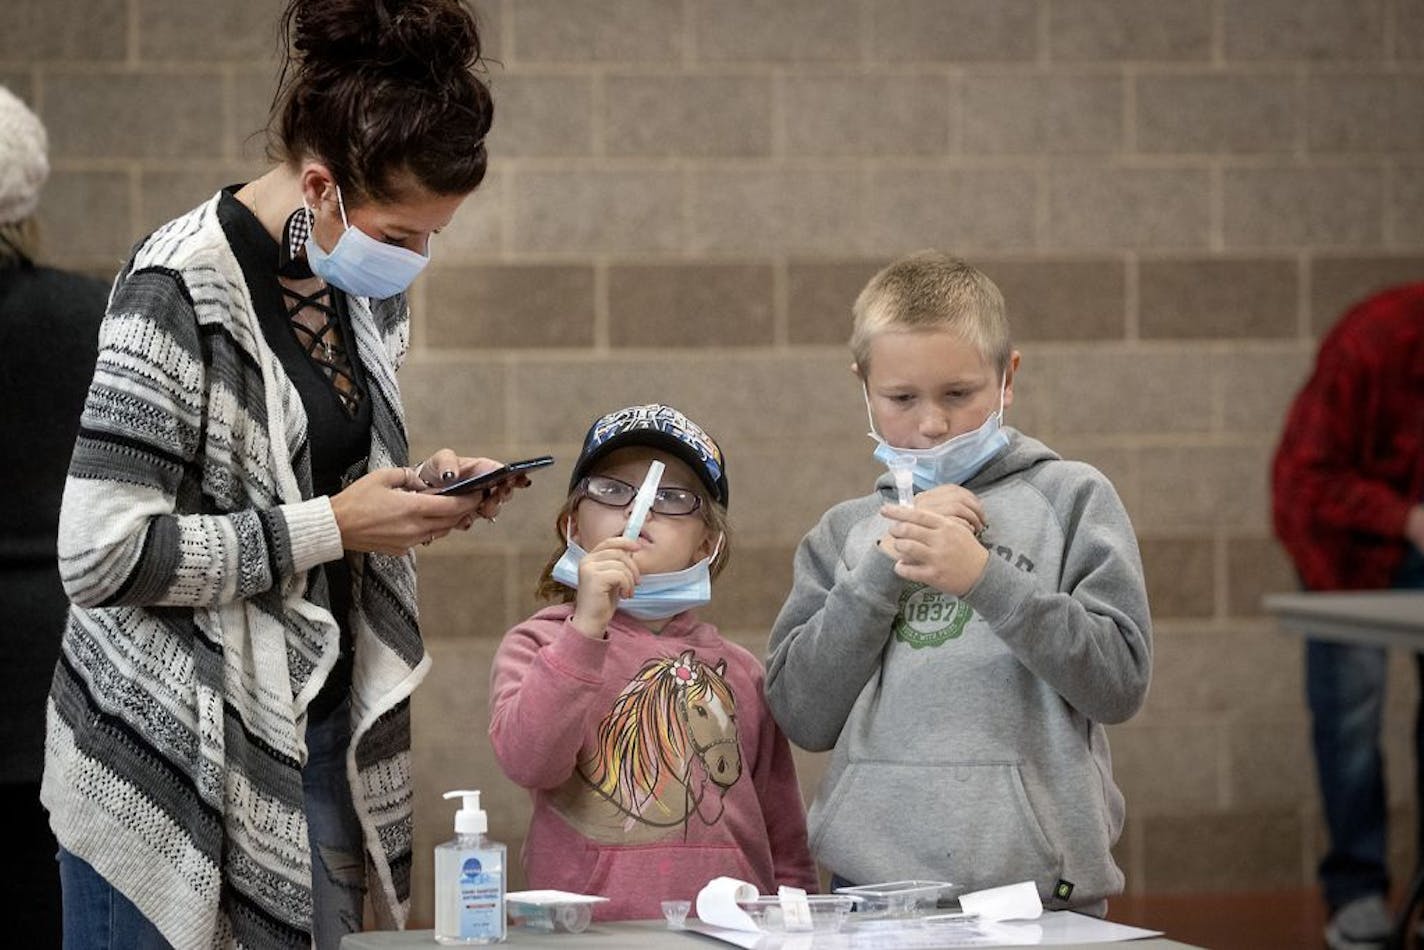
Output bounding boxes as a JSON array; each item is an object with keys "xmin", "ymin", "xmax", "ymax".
[{"xmin": 435, "ymin": 790, "xmax": 506, "ymax": 944}]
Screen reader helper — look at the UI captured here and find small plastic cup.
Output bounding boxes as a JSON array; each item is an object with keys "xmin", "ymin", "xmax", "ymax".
[{"xmin": 661, "ymin": 899, "xmax": 691, "ymax": 929}]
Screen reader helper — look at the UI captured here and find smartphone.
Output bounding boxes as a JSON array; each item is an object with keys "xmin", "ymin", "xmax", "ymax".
[{"xmin": 433, "ymin": 455, "xmax": 555, "ymax": 496}]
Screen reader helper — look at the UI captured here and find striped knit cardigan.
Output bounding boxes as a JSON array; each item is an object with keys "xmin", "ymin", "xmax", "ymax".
[{"xmin": 41, "ymin": 193, "xmax": 431, "ymax": 948}]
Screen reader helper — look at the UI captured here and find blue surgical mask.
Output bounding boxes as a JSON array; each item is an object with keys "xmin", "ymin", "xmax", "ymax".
[
  {"xmin": 303, "ymin": 185, "xmax": 429, "ymax": 299},
  {"xmin": 866, "ymin": 376, "xmax": 1009, "ymax": 491},
  {"xmin": 551, "ymin": 535, "xmax": 723, "ymax": 622}
]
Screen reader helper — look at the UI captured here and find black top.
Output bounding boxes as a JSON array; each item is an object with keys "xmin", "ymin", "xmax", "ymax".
[
  {"xmin": 218, "ymin": 187, "xmax": 372, "ymax": 720},
  {"xmin": 0, "ymin": 260, "xmax": 109, "ymax": 784}
]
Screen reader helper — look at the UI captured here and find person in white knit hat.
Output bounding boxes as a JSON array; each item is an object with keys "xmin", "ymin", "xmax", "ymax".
[
  {"xmin": 0, "ymin": 83, "xmax": 52, "ymax": 255},
  {"xmin": 0, "ymin": 83, "xmax": 109, "ymax": 949}
]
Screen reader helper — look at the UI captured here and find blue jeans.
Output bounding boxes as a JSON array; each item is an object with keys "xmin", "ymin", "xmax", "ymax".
[
  {"xmin": 59, "ymin": 849, "xmax": 174, "ymax": 950},
  {"xmin": 1308, "ymin": 552, "xmax": 1424, "ymax": 910},
  {"xmin": 304, "ymin": 697, "xmax": 367, "ymax": 950},
  {"xmin": 59, "ymin": 700, "xmax": 366, "ymax": 949}
]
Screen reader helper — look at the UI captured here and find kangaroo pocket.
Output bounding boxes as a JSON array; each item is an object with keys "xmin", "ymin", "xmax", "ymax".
[
  {"xmin": 580, "ymin": 843, "xmax": 762, "ymax": 920},
  {"xmin": 812, "ymin": 761, "xmax": 1060, "ymax": 890}
]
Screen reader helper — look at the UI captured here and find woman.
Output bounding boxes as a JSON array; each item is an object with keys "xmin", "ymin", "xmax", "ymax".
[{"xmin": 41, "ymin": 0, "xmax": 500, "ymax": 946}]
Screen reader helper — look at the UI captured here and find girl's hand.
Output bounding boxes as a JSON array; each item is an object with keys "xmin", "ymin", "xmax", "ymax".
[
  {"xmin": 331, "ymin": 466, "xmax": 484, "ymax": 555},
  {"xmin": 880, "ymin": 503, "xmax": 989, "ymax": 597},
  {"xmin": 569, "ymin": 537, "xmax": 642, "ymax": 639}
]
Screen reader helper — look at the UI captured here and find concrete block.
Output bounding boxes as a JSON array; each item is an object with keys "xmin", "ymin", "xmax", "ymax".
[
  {"xmin": 1311, "ymin": 255, "xmax": 1424, "ymax": 336},
  {"xmin": 689, "ymin": 168, "xmax": 865, "ymax": 254},
  {"xmin": 43, "ymin": 72, "xmax": 227, "ymax": 160},
  {"xmin": 1222, "ymin": 166, "xmax": 1383, "ymax": 249},
  {"xmin": 138, "ymin": 0, "xmax": 283, "ymax": 62},
  {"xmin": 138, "ymin": 167, "xmax": 261, "ymax": 238},
  {"xmin": 1136, "ymin": 73, "xmax": 1296, "ymax": 154},
  {"xmin": 1307, "ymin": 74, "xmax": 1424, "ymax": 153},
  {"xmin": 784, "ymin": 73, "xmax": 954, "ymax": 157},
  {"xmin": 1046, "ymin": 166, "xmax": 1210, "ymax": 250},
  {"xmin": 1140, "ymin": 536, "xmax": 1216, "ymax": 620},
  {"xmin": 867, "ymin": 167, "xmax": 1037, "ymax": 252},
  {"xmin": 399, "ymin": 356, "xmax": 508, "ymax": 448},
  {"xmin": 0, "ymin": 0, "xmax": 125, "ymax": 61},
  {"xmin": 1138, "ymin": 257, "xmax": 1297, "ymax": 339},
  {"xmin": 787, "ymin": 260, "xmax": 888, "ymax": 346},
  {"xmin": 510, "ymin": 0, "xmax": 683, "ymax": 63},
  {"xmin": 605, "ymin": 74, "xmax": 773, "ymax": 158},
  {"xmin": 1132, "ymin": 442, "xmax": 1272, "ymax": 531},
  {"xmin": 872, "ymin": 0, "xmax": 1037, "ymax": 63},
  {"xmin": 692, "ymin": 0, "xmax": 862, "ymax": 63},
  {"xmin": 1111, "ymin": 723, "xmax": 1222, "ymax": 813},
  {"xmin": 1048, "ymin": 0, "xmax": 1212, "ymax": 62},
  {"xmin": 511, "ymin": 169, "xmax": 681, "ymax": 253},
  {"xmin": 983, "ymin": 258, "xmax": 1127, "ymax": 342},
  {"xmin": 608, "ymin": 263, "xmax": 774, "ymax": 347},
  {"xmin": 487, "ymin": 73, "xmax": 594, "ymax": 158},
  {"xmin": 1213, "ymin": 343, "xmax": 1314, "ymax": 436},
  {"xmin": 35, "ymin": 170, "xmax": 133, "ymax": 271},
  {"xmin": 1396, "ymin": 163, "xmax": 1424, "ymax": 246},
  {"xmin": 1222, "ymin": 0, "xmax": 1387, "ymax": 62},
  {"xmin": 425, "ymin": 264, "xmax": 596, "ymax": 350},
  {"xmin": 963, "ymin": 73, "xmax": 1123, "ymax": 154},
  {"xmin": 1226, "ymin": 536, "xmax": 1299, "ymax": 619},
  {"xmin": 1033, "ymin": 347, "xmax": 1216, "ymax": 436}
]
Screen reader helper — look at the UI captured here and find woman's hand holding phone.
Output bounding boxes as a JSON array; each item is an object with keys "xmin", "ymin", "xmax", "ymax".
[{"xmin": 332, "ymin": 450, "xmax": 547, "ymax": 554}]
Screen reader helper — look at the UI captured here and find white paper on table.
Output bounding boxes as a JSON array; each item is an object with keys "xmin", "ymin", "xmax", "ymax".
[
  {"xmin": 689, "ymin": 910, "xmax": 1163, "ymax": 948},
  {"xmin": 504, "ymin": 889, "xmax": 609, "ymax": 906},
  {"xmin": 956, "ymin": 880, "xmax": 1043, "ymax": 922},
  {"xmin": 696, "ymin": 876, "xmax": 762, "ymax": 932}
]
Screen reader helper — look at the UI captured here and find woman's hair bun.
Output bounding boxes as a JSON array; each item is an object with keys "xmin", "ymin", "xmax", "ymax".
[{"xmin": 290, "ymin": 0, "xmax": 482, "ymax": 79}]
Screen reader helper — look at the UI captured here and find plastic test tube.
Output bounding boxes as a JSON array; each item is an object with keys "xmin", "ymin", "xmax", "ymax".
[
  {"xmin": 887, "ymin": 454, "xmax": 915, "ymax": 506},
  {"xmin": 622, "ymin": 460, "xmax": 665, "ymax": 540}
]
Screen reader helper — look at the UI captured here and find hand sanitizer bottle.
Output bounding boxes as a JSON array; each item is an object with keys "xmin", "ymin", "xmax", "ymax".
[{"xmin": 434, "ymin": 790, "xmax": 506, "ymax": 944}]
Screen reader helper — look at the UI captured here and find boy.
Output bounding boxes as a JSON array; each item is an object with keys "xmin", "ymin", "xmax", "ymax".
[{"xmin": 764, "ymin": 251, "xmax": 1152, "ymax": 915}]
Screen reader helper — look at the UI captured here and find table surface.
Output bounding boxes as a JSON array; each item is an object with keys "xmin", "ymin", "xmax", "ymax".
[
  {"xmin": 1262, "ymin": 590, "xmax": 1424, "ymax": 649},
  {"xmin": 341, "ymin": 920, "xmax": 1204, "ymax": 949}
]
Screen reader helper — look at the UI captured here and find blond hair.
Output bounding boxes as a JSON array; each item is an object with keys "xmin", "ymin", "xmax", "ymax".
[
  {"xmin": 850, "ymin": 251, "xmax": 1012, "ymax": 377},
  {"xmin": 534, "ymin": 477, "xmax": 733, "ymax": 604}
]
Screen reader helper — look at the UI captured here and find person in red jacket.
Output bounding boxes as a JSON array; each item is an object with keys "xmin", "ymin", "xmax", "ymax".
[
  {"xmin": 1271, "ymin": 282, "xmax": 1424, "ymax": 950},
  {"xmin": 489, "ymin": 404, "xmax": 817, "ymax": 920}
]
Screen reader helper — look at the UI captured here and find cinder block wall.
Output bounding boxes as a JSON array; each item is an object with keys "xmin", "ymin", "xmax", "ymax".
[{"xmin": 9, "ymin": 0, "xmax": 1424, "ymax": 922}]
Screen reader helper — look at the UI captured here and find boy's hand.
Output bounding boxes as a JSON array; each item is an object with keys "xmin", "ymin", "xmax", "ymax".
[
  {"xmin": 880, "ymin": 503, "xmax": 989, "ymax": 597},
  {"xmin": 911, "ymin": 484, "xmax": 988, "ymax": 537},
  {"xmin": 570, "ymin": 537, "xmax": 642, "ymax": 639}
]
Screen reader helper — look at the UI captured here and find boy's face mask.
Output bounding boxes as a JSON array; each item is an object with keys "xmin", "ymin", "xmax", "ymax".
[
  {"xmin": 866, "ymin": 375, "xmax": 1009, "ymax": 491},
  {"xmin": 304, "ymin": 184, "xmax": 429, "ymax": 299},
  {"xmin": 551, "ymin": 529, "xmax": 724, "ymax": 622}
]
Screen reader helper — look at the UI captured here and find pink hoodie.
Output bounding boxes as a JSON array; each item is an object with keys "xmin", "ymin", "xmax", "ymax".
[{"xmin": 489, "ymin": 604, "xmax": 817, "ymax": 920}]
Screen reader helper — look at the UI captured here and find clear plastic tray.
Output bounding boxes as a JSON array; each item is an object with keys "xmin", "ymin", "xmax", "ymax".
[
  {"xmin": 505, "ymin": 890, "xmax": 608, "ymax": 934},
  {"xmin": 735, "ymin": 894, "xmax": 857, "ymax": 933},
  {"xmin": 833, "ymin": 880, "xmax": 956, "ymax": 917}
]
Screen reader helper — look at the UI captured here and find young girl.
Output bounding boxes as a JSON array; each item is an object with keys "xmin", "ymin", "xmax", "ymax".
[{"xmin": 489, "ymin": 404, "xmax": 817, "ymax": 919}]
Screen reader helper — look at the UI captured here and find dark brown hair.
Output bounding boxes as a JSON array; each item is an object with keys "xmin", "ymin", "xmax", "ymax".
[{"xmin": 270, "ymin": 0, "xmax": 493, "ymax": 203}]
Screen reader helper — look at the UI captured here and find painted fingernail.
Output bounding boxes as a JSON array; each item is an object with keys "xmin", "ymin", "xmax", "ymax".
[{"xmin": 442, "ymin": 470, "xmax": 456, "ymax": 482}]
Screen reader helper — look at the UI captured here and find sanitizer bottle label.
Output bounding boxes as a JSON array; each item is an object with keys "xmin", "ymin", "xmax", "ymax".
[{"xmin": 458, "ymin": 853, "xmax": 502, "ymax": 937}]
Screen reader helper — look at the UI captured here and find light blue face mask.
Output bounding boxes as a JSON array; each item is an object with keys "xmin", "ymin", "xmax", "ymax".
[
  {"xmin": 867, "ymin": 375, "xmax": 1009, "ymax": 491},
  {"xmin": 551, "ymin": 535, "xmax": 722, "ymax": 622},
  {"xmin": 304, "ymin": 185, "xmax": 429, "ymax": 299}
]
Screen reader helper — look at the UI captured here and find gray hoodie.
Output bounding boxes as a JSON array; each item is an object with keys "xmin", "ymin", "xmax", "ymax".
[{"xmin": 765, "ymin": 429, "xmax": 1152, "ymax": 913}]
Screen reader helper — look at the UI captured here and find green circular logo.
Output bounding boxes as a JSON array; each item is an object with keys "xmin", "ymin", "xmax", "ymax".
[{"xmin": 893, "ymin": 584, "xmax": 974, "ymax": 648}]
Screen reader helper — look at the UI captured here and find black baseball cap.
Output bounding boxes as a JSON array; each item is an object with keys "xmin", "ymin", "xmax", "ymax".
[{"xmin": 569, "ymin": 404, "xmax": 729, "ymax": 508}]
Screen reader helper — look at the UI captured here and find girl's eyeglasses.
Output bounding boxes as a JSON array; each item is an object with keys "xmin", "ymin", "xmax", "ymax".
[{"xmin": 576, "ymin": 474, "xmax": 703, "ymax": 516}]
